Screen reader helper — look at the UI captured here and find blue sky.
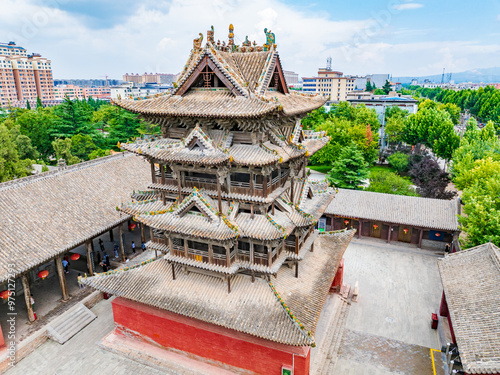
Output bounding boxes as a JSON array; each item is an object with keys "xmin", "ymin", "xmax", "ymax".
[{"xmin": 1, "ymin": 0, "xmax": 499, "ymax": 80}]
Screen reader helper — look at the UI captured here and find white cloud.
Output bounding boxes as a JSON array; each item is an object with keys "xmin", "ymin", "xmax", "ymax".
[
  {"xmin": 0, "ymin": 0, "xmax": 498, "ymax": 79},
  {"xmin": 394, "ymin": 3, "xmax": 424, "ymax": 10}
]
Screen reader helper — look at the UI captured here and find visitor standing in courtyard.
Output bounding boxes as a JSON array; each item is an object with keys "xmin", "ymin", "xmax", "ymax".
[
  {"xmin": 131, "ymin": 241, "xmax": 136, "ymax": 253},
  {"xmin": 99, "ymin": 238, "xmax": 105, "ymax": 253},
  {"xmin": 141, "ymin": 241, "xmax": 146, "ymax": 252},
  {"xmin": 113, "ymin": 243, "xmax": 119, "ymax": 258}
]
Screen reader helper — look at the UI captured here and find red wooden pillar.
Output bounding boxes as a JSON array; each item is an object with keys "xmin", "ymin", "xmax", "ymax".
[
  {"xmin": 439, "ymin": 291, "xmax": 449, "ymax": 317},
  {"xmin": 418, "ymin": 228, "xmax": 424, "ymax": 248},
  {"xmin": 331, "ymin": 258, "xmax": 344, "ymax": 292}
]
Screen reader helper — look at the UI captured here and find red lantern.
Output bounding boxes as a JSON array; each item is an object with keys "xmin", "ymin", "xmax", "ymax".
[
  {"xmin": 373, "ymin": 224, "xmax": 378, "ymax": 230},
  {"xmin": 128, "ymin": 223, "xmax": 136, "ymax": 231},
  {"xmin": 403, "ymin": 229, "xmax": 408, "ymax": 234},
  {"xmin": 0, "ymin": 290, "xmax": 12, "ymax": 300},
  {"xmin": 38, "ymin": 270, "xmax": 49, "ymax": 280},
  {"xmin": 70, "ymin": 253, "xmax": 80, "ymax": 261},
  {"xmin": 344, "ymin": 220, "xmax": 349, "ymax": 225},
  {"xmin": 435, "ymin": 232, "xmax": 441, "ymax": 237}
]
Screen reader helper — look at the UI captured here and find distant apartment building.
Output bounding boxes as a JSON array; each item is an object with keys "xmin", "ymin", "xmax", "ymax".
[
  {"xmin": 0, "ymin": 41, "xmax": 54, "ymax": 107},
  {"xmin": 347, "ymin": 91, "xmax": 418, "ymax": 123},
  {"xmin": 302, "ymin": 68, "xmax": 355, "ymax": 101},
  {"xmin": 123, "ymin": 72, "xmax": 176, "ymax": 86},
  {"xmin": 54, "ymin": 78, "xmax": 121, "ymax": 87},
  {"xmin": 110, "ymin": 81, "xmax": 171, "ymax": 100},
  {"xmin": 283, "ymin": 70, "xmax": 299, "ymax": 88},
  {"xmin": 53, "ymin": 85, "xmax": 111, "ymax": 100}
]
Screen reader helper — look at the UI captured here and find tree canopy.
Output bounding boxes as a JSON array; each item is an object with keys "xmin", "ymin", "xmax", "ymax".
[{"xmin": 326, "ymin": 143, "xmax": 369, "ymax": 189}]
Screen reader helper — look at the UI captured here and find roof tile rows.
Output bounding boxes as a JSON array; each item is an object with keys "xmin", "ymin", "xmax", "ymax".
[
  {"xmin": 324, "ymin": 188, "xmax": 459, "ymax": 231},
  {"xmin": 80, "ymin": 229, "xmax": 355, "ymax": 346},
  {"xmin": 0, "ymin": 153, "xmax": 150, "ymax": 283},
  {"xmin": 438, "ymin": 243, "xmax": 500, "ymax": 374}
]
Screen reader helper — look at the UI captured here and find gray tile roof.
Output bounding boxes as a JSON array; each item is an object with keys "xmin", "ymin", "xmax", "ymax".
[
  {"xmin": 80, "ymin": 229, "xmax": 355, "ymax": 346},
  {"xmin": 324, "ymin": 188, "xmax": 459, "ymax": 231},
  {"xmin": 438, "ymin": 243, "xmax": 500, "ymax": 374},
  {"xmin": 0, "ymin": 153, "xmax": 150, "ymax": 283}
]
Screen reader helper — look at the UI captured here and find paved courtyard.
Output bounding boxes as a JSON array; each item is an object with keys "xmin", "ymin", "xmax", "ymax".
[{"xmin": 333, "ymin": 238, "xmax": 445, "ymax": 374}]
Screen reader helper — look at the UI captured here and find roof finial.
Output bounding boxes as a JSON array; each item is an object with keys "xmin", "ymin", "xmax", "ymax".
[
  {"xmin": 207, "ymin": 26, "xmax": 214, "ymax": 44},
  {"xmin": 228, "ymin": 24, "xmax": 234, "ymax": 49}
]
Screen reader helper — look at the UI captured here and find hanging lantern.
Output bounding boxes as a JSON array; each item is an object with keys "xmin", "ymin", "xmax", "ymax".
[
  {"xmin": 435, "ymin": 232, "xmax": 441, "ymax": 237},
  {"xmin": 344, "ymin": 220, "xmax": 349, "ymax": 225},
  {"xmin": 0, "ymin": 290, "xmax": 12, "ymax": 300},
  {"xmin": 38, "ymin": 270, "xmax": 49, "ymax": 280},
  {"xmin": 128, "ymin": 223, "xmax": 136, "ymax": 231},
  {"xmin": 403, "ymin": 229, "xmax": 409, "ymax": 234},
  {"xmin": 373, "ymin": 224, "xmax": 378, "ymax": 230},
  {"xmin": 70, "ymin": 253, "xmax": 80, "ymax": 261}
]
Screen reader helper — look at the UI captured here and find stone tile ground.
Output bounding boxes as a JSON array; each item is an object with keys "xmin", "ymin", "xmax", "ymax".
[{"xmin": 332, "ymin": 238, "xmax": 445, "ymax": 374}]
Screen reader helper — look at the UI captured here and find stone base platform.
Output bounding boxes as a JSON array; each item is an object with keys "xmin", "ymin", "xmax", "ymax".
[{"xmin": 99, "ymin": 329, "xmax": 241, "ymax": 375}]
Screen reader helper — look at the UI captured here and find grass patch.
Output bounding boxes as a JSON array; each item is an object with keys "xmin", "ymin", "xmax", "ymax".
[
  {"xmin": 308, "ymin": 165, "xmax": 332, "ymax": 174},
  {"xmin": 368, "ymin": 164, "xmax": 396, "ymax": 174}
]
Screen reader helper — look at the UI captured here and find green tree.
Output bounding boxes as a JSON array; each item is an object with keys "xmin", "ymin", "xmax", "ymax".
[
  {"xmin": 15, "ymin": 108, "xmax": 57, "ymax": 161},
  {"xmin": 382, "ymin": 80, "xmax": 392, "ymax": 95},
  {"xmin": 52, "ymin": 138, "xmax": 81, "ymax": 165},
  {"xmin": 365, "ymin": 81, "xmax": 373, "ymax": 92},
  {"xmin": 26, "ymin": 100, "xmax": 31, "ymax": 110},
  {"xmin": 52, "ymin": 97, "xmax": 94, "ymax": 138},
  {"xmin": 88, "ymin": 148, "xmax": 111, "ymax": 160},
  {"xmin": 438, "ymin": 103, "xmax": 460, "ymax": 125},
  {"xmin": 365, "ymin": 170, "xmax": 418, "ymax": 196},
  {"xmin": 373, "ymin": 88, "xmax": 385, "ymax": 95},
  {"xmin": 16, "ymin": 134, "xmax": 39, "ymax": 160},
  {"xmin": 387, "ymin": 152, "xmax": 409, "ymax": 173},
  {"xmin": 0, "ymin": 123, "xmax": 34, "ymax": 181},
  {"xmin": 36, "ymin": 96, "xmax": 43, "ymax": 109},
  {"xmin": 459, "ymin": 177, "xmax": 500, "ymax": 248},
  {"xmin": 70, "ymin": 134, "xmax": 96, "ymax": 161},
  {"xmin": 326, "ymin": 143, "xmax": 369, "ymax": 189},
  {"xmin": 454, "ymin": 157, "xmax": 500, "ymax": 191},
  {"xmin": 385, "ymin": 115, "xmax": 407, "ymax": 144}
]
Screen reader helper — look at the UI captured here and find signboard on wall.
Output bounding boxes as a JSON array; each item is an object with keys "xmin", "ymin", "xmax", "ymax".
[{"xmin": 282, "ymin": 367, "xmax": 293, "ymax": 375}]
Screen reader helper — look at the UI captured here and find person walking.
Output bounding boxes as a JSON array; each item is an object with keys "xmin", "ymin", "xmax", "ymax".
[
  {"xmin": 30, "ymin": 294, "xmax": 37, "ymax": 320},
  {"xmin": 99, "ymin": 238, "xmax": 105, "ymax": 252},
  {"xmin": 113, "ymin": 243, "xmax": 119, "ymax": 258},
  {"xmin": 141, "ymin": 241, "xmax": 146, "ymax": 252},
  {"xmin": 62, "ymin": 258, "xmax": 69, "ymax": 274},
  {"xmin": 104, "ymin": 253, "xmax": 110, "ymax": 267},
  {"xmin": 131, "ymin": 241, "xmax": 136, "ymax": 253}
]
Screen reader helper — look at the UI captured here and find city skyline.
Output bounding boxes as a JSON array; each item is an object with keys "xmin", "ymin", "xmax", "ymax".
[{"xmin": 1, "ymin": 0, "xmax": 499, "ymax": 80}]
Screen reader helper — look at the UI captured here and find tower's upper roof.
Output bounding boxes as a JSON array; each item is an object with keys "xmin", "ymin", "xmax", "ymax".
[{"xmin": 113, "ymin": 25, "xmax": 327, "ymax": 119}]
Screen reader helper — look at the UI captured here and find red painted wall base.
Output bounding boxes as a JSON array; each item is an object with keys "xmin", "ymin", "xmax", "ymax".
[{"xmin": 112, "ymin": 297, "xmax": 311, "ymax": 375}]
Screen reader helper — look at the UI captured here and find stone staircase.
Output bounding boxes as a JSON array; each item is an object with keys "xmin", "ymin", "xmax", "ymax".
[
  {"xmin": 46, "ymin": 303, "xmax": 97, "ymax": 344},
  {"xmin": 311, "ymin": 294, "xmax": 351, "ymax": 375}
]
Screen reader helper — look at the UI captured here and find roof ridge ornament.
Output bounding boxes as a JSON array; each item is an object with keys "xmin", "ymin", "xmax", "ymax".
[
  {"xmin": 264, "ymin": 28, "xmax": 276, "ymax": 51},
  {"xmin": 193, "ymin": 33, "xmax": 203, "ymax": 50}
]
